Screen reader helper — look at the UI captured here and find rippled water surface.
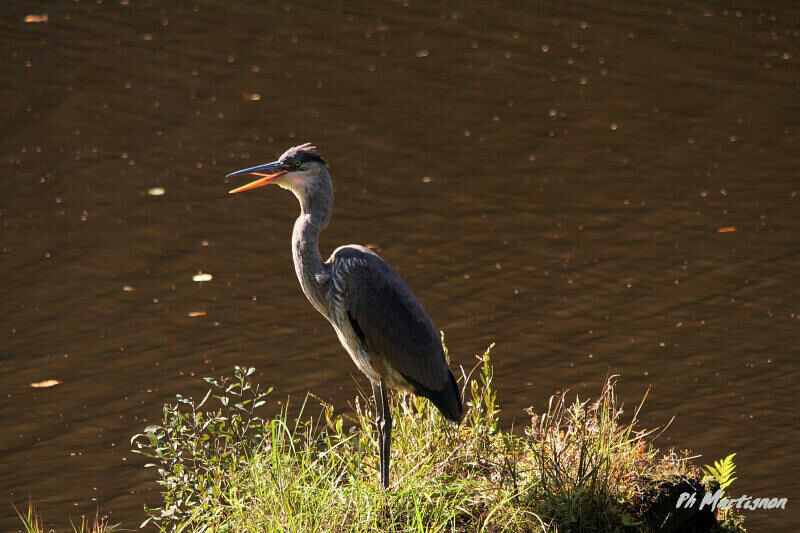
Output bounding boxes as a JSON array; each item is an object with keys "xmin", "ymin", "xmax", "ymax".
[{"xmin": 2, "ymin": 0, "xmax": 799, "ymax": 530}]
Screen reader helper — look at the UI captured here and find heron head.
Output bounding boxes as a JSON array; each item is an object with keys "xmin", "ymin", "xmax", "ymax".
[{"xmin": 227, "ymin": 143, "xmax": 328, "ymax": 197}]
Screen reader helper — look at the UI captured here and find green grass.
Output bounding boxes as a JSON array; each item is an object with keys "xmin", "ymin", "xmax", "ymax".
[
  {"xmin": 128, "ymin": 344, "xmax": 747, "ymax": 532},
  {"xmin": 13, "ymin": 501, "xmax": 118, "ymax": 533}
]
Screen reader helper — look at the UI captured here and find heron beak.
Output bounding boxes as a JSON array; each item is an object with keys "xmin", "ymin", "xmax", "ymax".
[{"xmin": 226, "ymin": 161, "xmax": 289, "ymax": 194}]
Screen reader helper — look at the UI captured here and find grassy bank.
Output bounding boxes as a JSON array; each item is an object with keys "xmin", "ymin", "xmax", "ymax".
[
  {"xmin": 125, "ymin": 345, "xmax": 745, "ymax": 532},
  {"xmin": 18, "ymin": 345, "xmax": 747, "ymax": 532}
]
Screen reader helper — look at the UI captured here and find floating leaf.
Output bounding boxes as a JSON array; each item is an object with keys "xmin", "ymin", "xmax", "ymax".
[
  {"xmin": 188, "ymin": 311, "xmax": 207, "ymax": 317},
  {"xmin": 30, "ymin": 379, "xmax": 62, "ymax": 388},
  {"xmin": 24, "ymin": 14, "xmax": 48, "ymax": 23},
  {"xmin": 192, "ymin": 272, "xmax": 213, "ymax": 282}
]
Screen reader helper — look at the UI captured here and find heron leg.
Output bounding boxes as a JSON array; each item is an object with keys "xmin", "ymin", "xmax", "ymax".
[
  {"xmin": 371, "ymin": 381, "xmax": 386, "ymax": 486},
  {"xmin": 378, "ymin": 379, "xmax": 392, "ymax": 489}
]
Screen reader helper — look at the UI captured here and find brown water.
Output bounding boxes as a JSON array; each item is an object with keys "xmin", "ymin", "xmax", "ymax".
[{"xmin": 2, "ymin": 0, "xmax": 799, "ymax": 530}]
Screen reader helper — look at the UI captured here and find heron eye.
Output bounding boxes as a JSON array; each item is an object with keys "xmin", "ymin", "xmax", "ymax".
[{"xmin": 294, "ymin": 160, "xmax": 302, "ymax": 168}]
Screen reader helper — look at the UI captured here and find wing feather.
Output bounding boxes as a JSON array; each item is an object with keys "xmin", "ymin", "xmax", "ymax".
[{"xmin": 332, "ymin": 246, "xmax": 448, "ymax": 392}]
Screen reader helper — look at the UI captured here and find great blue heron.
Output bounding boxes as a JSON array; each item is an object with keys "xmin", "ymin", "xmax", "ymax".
[{"xmin": 226, "ymin": 143, "xmax": 463, "ymax": 488}]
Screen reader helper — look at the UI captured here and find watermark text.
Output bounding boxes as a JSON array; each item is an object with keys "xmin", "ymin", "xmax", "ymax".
[{"xmin": 676, "ymin": 490, "xmax": 787, "ymax": 511}]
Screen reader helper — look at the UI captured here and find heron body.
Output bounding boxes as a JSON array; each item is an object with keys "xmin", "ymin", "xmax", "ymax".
[{"xmin": 227, "ymin": 144, "xmax": 463, "ymax": 488}]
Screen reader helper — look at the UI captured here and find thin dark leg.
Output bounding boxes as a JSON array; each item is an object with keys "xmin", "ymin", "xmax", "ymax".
[
  {"xmin": 379, "ymin": 379, "xmax": 392, "ymax": 489},
  {"xmin": 371, "ymin": 381, "xmax": 385, "ymax": 486}
]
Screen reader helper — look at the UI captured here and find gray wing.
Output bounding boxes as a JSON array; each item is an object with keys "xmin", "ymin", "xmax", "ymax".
[{"xmin": 330, "ymin": 245, "xmax": 449, "ymax": 392}]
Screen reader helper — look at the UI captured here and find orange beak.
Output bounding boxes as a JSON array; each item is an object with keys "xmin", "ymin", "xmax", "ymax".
[{"xmin": 228, "ymin": 170, "xmax": 290, "ymax": 194}]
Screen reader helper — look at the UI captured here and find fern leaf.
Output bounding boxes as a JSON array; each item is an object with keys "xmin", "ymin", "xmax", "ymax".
[{"xmin": 703, "ymin": 453, "xmax": 737, "ymax": 492}]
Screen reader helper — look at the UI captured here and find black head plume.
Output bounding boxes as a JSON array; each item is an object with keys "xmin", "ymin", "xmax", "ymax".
[{"xmin": 279, "ymin": 143, "xmax": 327, "ymax": 166}]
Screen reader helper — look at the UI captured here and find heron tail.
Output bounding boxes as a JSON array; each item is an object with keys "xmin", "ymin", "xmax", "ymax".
[{"xmin": 405, "ymin": 369, "xmax": 464, "ymax": 424}]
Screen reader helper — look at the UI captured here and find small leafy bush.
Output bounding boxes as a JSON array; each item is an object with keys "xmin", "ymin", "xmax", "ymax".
[{"xmin": 130, "ymin": 366, "xmax": 272, "ymax": 529}]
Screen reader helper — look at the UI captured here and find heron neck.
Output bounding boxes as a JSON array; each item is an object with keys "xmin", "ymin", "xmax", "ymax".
[{"xmin": 292, "ymin": 213, "xmax": 330, "ymax": 319}]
